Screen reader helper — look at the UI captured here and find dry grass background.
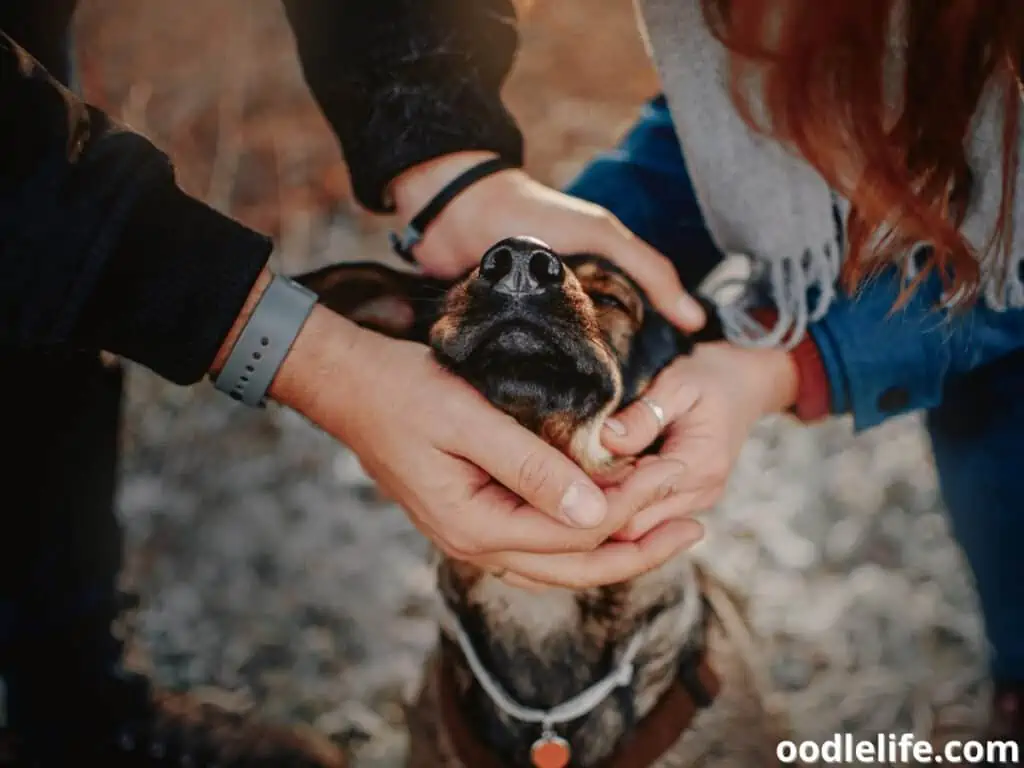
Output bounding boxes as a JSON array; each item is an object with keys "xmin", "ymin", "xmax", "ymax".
[{"xmin": 49, "ymin": 1, "xmax": 997, "ymax": 765}]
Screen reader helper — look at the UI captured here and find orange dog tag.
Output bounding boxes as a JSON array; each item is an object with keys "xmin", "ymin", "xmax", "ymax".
[{"xmin": 531, "ymin": 733, "xmax": 571, "ymax": 768}]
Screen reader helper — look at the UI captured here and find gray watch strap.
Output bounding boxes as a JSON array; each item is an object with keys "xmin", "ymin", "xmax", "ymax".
[{"xmin": 213, "ymin": 273, "xmax": 318, "ymax": 407}]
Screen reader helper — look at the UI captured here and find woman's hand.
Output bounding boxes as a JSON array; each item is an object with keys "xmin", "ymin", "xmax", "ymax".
[
  {"xmin": 599, "ymin": 342, "xmax": 800, "ymax": 541},
  {"xmin": 389, "ymin": 152, "xmax": 707, "ymax": 332},
  {"xmin": 265, "ymin": 301, "xmax": 704, "ymax": 588}
]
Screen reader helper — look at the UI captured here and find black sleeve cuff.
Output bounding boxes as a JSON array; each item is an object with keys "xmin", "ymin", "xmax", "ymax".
[
  {"xmin": 331, "ymin": 79, "xmax": 525, "ymax": 214},
  {"xmin": 75, "ymin": 180, "xmax": 273, "ymax": 386},
  {"xmin": 283, "ymin": 0, "xmax": 525, "ymax": 213}
]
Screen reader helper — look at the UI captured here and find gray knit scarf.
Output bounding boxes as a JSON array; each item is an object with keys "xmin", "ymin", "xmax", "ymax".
[{"xmin": 635, "ymin": 0, "xmax": 1024, "ymax": 348}]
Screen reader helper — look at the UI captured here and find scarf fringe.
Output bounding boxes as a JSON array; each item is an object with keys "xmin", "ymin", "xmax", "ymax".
[
  {"xmin": 713, "ymin": 242, "xmax": 1024, "ymax": 350},
  {"xmin": 714, "ymin": 246, "xmax": 840, "ymax": 350}
]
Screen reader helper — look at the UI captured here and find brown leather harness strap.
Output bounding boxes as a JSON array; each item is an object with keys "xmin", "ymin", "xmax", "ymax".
[
  {"xmin": 438, "ymin": 649, "xmax": 721, "ymax": 768},
  {"xmin": 603, "ymin": 658, "xmax": 720, "ymax": 768}
]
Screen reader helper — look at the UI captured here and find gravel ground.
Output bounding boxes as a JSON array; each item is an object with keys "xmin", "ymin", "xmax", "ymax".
[{"xmin": 5, "ymin": 1, "xmax": 997, "ymax": 764}]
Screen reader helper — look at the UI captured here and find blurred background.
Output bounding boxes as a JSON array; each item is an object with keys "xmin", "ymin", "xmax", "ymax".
[{"xmin": 54, "ymin": 0, "xmax": 992, "ymax": 764}]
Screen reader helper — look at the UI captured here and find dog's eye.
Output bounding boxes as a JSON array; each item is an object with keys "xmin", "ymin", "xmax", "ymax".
[{"xmin": 590, "ymin": 293, "xmax": 629, "ymax": 313}]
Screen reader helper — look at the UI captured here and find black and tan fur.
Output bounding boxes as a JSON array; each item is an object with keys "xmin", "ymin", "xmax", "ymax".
[{"xmin": 295, "ymin": 237, "xmax": 791, "ymax": 767}]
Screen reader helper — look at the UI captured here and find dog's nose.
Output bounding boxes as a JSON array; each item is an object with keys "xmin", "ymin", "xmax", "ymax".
[{"xmin": 479, "ymin": 239, "xmax": 564, "ymax": 296}]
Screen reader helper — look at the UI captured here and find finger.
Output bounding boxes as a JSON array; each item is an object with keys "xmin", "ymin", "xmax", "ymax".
[
  {"xmin": 446, "ymin": 404, "xmax": 608, "ymax": 529},
  {"xmin": 501, "ymin": 571, "xmax": 553, "ymax": 592},
  {"xmin": 495, "ymin": 519, "xmax": 704, "ymax": 589},
  {"xmin": 602, "ymin": 221, "xmax": 706, "ymax": 332},
  {"xmin": 451, "ymin": 461, "xmax": 666, "ymax": 557},
  {"xmin": 541, "ymin": 209, "xmax": 705, "ymax": 332},
  {"xmin": 602, "ymin": 371, "xmax": 701, "ymax": 456},
  {"xmin": 604, "ymin": 457, "xmax": 696, "ymax": 520},
  {"xmin": 444, "ymin": 481, "xmax": 608, "ymax": 556},
  {"xmin": 610, "ymin": 494, "xmax": 698, "ymax": 542},
  {"xmin": 609, "ymin": 490, "xmax": 716, "ymax": 541},
  {"xmin": 603, "ymin": 432, "xmax": 727, "ymax": 542},
  {"xmin": 584, "ymin": 459, "xmax": 690, "ymax": 546}
]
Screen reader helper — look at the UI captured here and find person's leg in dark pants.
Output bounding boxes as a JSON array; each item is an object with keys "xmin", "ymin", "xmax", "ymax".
[
  {"xmin": 1, "ymin": 350, "xmax": 128, "ymax": 756},
  {"xmin": 0, "ymin": 5, "xmax": 131, "ymax": 756},
  {"xmin": 0, "ymin": 357, "xmax": 348, "ymax": 768},
  {"xmin": 927, "ymin": 350, "xmax": 1024, "ymax": 754}
]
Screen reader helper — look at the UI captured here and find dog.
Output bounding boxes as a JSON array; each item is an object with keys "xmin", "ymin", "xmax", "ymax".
[{"xmin": 295, "ymin": 236, "xmax": 791, "ymax": 767}]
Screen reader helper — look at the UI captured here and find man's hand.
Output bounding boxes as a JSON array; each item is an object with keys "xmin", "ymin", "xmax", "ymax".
[
  {"xmin": 389, "ymin": 152, "xmax": 707, "ymax": 332},
  {"xmin": 261, "ymin": 300, "xmax": 703, "ymax": 589}
]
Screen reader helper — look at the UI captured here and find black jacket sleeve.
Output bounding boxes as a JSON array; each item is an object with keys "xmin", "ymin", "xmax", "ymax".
[
  {"xmin": 280, "ymin": 0, "xmax": 525, "ymax": 213},
  {"xmin": 2, "ymin": 1, "xmax": 523, "ymax": 384},
  {"xmin": 0, "ymin": 31, "xmax": 272, "ymax": 385}
]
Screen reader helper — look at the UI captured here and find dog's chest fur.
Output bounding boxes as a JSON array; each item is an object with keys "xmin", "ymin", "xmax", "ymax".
[{"xmin": 411, "ymin": 555, "xmax": 790, "ymax": 768}]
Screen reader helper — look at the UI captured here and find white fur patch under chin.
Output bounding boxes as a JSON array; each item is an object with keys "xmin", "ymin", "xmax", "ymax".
[
  {"xmin": 567, "ymin": 340, "xmax": 623, "ymax": 474},
  {"xmin": 470, "ymin": 576, "xmax": 581, "ymax": 642},
  {"xmin": 569, "ymin": 416, "xmax": 614, "ymax": 473}
]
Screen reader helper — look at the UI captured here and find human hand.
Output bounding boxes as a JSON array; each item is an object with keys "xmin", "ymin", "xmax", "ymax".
[
  {"xmin": 598, "ymin": 342, "xmax": 799, "ymax": 541},
  {"xmin": 389, "ymin": 151, "xmax": 707, "ymax": 332},
  {"xmin": 262, "ymin": 300, "xmax": 703, "ymax": 589}
]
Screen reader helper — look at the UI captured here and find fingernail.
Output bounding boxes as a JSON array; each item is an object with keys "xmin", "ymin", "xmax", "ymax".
[
  {"xmin": 560, "ymin": 482, "xmax": 606, "ymax": 528},
  {"xmin": 604, "ymin": 418, "xmax": 626, "ymax": 436},
  {"xmin": 676, "ymin": 297, "xmax": 706, "ymax": 328}
]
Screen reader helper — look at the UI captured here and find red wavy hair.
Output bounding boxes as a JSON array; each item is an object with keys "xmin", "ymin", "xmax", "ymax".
[{"xmin": 701, "ymin": 0, "xmax": 1024, "ymax": 307}]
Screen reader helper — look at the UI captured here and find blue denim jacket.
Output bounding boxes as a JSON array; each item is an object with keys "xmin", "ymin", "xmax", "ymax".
[{"xmin": 564, "ymin": 96, "xmax": 1024, "ymax": 431}]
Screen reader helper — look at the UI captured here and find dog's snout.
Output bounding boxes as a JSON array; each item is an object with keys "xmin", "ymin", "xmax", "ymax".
[{"xmin": 479, "ymin": 241, "xmax": 564, "ymax": 296}]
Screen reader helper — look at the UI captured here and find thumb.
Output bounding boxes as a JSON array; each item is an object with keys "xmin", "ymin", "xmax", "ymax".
[
  {"xmin": 602, "ymin": 404, "xmax": 662, "ymax": 457},
  {"xmin": 602, "ymin": 372, "xmax": 700, "ymax": 456},
  {"xmin": 454, "ymin": 405, "xmax": 608, "ymax": 529}
]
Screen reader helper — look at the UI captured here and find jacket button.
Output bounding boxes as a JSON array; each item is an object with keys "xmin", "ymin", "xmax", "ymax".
[{"xmin": 877, "ymin": 386, "xmax": 911, "ymax": 413}]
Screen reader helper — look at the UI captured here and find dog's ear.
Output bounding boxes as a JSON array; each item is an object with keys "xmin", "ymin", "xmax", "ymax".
[{"xmin": 291, "ymin": 262, "xmax": 451, "ymax": 343}]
